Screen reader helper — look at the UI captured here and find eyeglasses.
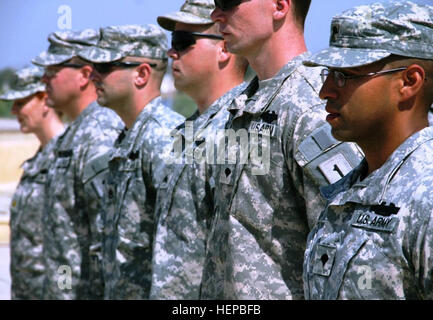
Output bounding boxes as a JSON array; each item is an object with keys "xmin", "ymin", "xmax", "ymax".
[
  {"xmin": 44, "ymin": 62, "xmax": 86, "ymax": 78},
  {"xmin": 321, "ymin": 67, "xmax": 408, "ymax": 88},
  {"xmin": 92, "ymin": 61, "xmax": 157, "ymax": 74},
  {"xmin": 214, "ymin": 0, "xmax": 243, "ymax": 11},
  {"xmin": 171, "ymin": 30, "xmax": 224, "ymax": 52}
]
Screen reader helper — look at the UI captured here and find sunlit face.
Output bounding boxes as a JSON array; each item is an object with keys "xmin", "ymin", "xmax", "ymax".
[
  {"xmin": 168, "ymin": 23, "xmax": 222, "ymax": 93},
  {"xmin": 90, "ymin": 61, "xmax": 135, "ymax": 110},
  {"xmin": 41, "ymin": 65, "xmax": 82, "ymax": 111},
  {"xmin": 211, "ymin": 0, "xmax": 273, "ymax": 56},
  {"xmin": 11, "ymin": 92, "xmax": 47, "ymax": 134},
  {"xmin": 319, "ymin": 62, "xmax": 399, "ymax": 145}
]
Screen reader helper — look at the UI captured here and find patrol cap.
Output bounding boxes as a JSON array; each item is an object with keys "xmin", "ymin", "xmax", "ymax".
[
  {"xmin": 0, "ymin": 66, "xmax": 45, "ymax": 101},
  {"xmin": 32, "ymin": 29, "xmax": 100, "ymax": 67},
  {"xmin": 303, "ymin": 1, "xmax": 433, "ymax": 68},
  {"xmin": 157, "ymin": 0, "xmax": 215, "ymax": 31},
  {"xmin": 78, "ymin": 24, "xmax": 168, "ymax": 63}
]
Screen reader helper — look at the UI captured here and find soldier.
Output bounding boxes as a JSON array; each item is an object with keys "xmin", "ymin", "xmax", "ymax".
[
  {"xmin": 150, "ymin": 0, "xmax": 248, "ymax": 299},
  {"xmin": 1, "ymin": 65, "xmax": 64, "ymax": 300},
  {"xmin": 302, "ymin": 0, "xmax": 433, "ymax": 299},
  {"xmin": 200, "ymin": 0, "xmax": 363, "ymax": 299},
  {"xmin": 78, "ymin": 24, "xmax": 184, "ymax": 299},
  {"xmin": 32, "ymin": 29, "xmax": 123, "ymax": 299}
]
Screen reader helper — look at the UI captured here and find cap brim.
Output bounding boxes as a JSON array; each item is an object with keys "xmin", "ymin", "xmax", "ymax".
[
  {"xmin": 157, "ymin": 12, "xmax": 213, "ymax": 31},
  {"xmin": 78, "ymin": 47, "xmax": 124, "ymax": 63},
  {"xmin": 0, "ymin": 84, "xmax": 45, "ymax": 101},
  {"xmin": 303, "ymin": 47, "xmax": 392, "ymax": 69},
  {"xmin": 32, "ymin": 51, "xmax": 75, "ymax": 67}
]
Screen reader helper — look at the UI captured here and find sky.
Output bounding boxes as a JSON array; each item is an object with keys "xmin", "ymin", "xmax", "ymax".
[{"xmin": 0, "ymin": 0, "xmax": 431, "ymax": 71}]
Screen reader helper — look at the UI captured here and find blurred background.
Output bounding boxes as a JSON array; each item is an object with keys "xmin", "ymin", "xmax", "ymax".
[{"xmin": 0, "ymin": 0, "xmax": 431, "ymax": 299}]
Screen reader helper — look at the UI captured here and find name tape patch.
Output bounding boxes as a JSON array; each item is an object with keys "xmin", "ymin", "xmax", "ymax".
[
  {"xmin": 249, "ymin": 121, "xmax": 278, "ymax": 136},
  {"xmin": 351, "ymin": 211, "xmax": 399, "ymax": 233}
]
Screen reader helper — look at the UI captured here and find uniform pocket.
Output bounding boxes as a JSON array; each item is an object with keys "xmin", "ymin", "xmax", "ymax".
[{"xmin": 312, "ymin": 231, "xmax": 368, "ymax": 300}]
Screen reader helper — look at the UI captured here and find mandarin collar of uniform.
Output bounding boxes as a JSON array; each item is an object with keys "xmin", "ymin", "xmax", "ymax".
[
  {"xmin": 21, "ymin": 133, "xmax": 61, "ymax": 174},
  {"xmin": 173, "ymin": 83, "xmax": 248, "ymax": 138},
  {"xmin": 227, "ymin": 52, "xmax": 312, "ymax": 116},
  {"xmin": 327, "ymin": 126, "xmax": 433, "ymax": 206},
  {"xmin": 194, "ymin": 82, "xmax": 248, "ymax": 133},
  {"xmin": 113, "ymin": 96, "xmax": 161, "ymax": 157},
  {"xmin": 74, "ymin": 100, "xmax": 100, "ymax": 125},
  {"xmin": 58, "ymin": 101, "xmax": 98, "ymax": 141}
]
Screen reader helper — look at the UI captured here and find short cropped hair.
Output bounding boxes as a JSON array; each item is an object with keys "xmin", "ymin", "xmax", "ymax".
[
  {"xmin": 384, "ymin": 55, "xmax": 433, "ymax": 112},
  {"xmin": 292, "ymin": 0, "xmax": 311, "ymax": 30}
]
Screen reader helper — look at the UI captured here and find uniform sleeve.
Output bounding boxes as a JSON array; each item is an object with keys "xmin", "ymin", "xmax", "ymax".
[
  {"xmin": 285, "ymin": 105, "xmax": 363, "ymax": 229},
  {"xmin": 410, "ymin": 199, "xmax": 433, "ymax": 298},
  {"xmin": 75, "ymin": 125, "xmax": 119, "ymax": 299}
]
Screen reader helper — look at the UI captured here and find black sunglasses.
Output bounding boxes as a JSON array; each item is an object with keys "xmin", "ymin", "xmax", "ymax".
[
  {"xmin": 92, "ymin": 61, "xmax": 157, "ymax": 74},
  {"xmin": 171, "ymin": 30, "xmax": 224, "ymax": 52},
  {"xmin": 214, "ymin": 0, "xmax": 243, "ymax": 11}
]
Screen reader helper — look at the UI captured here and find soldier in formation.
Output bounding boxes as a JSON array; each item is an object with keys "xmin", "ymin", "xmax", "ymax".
[
  {"xmin": 302, "ymin": 0, "xmax": 433, "ymax": 299},
  {"xmin": 2, "ymin": 66, "xmax": 64, "ymax": 299},
  {"xmin": 4, "ymin": 0, "xmax": 432, "ymax": 300},
  {"xmin": 150, "ymin": 0, "xmax": 248, "ymax": 299},
  {"xmin": 33, "ymin": 29, "xmax": 123, "ymax": 299},
  {"xmin": 78, "ymin": 24, "xmax": 184, "ymax": 299}
]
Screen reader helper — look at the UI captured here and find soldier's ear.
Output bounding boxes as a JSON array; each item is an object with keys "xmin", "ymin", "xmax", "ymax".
[
  {"xmin": 78, "ymin": 65, "xmax": 93, "ymax": 87},
  {"xmin": 217, "ymin": 41, "xmax": 230, "ymax": 64},
  {"xmin": 37, "ymin": 92, "xmax": 50, "ymax": 117},
  {"xmin": 134, "ymin": 63, "xmax": 152, "ymax": 87},
  {"xmin": 399, "ymin": 64, "xmax": 425, "ymax": 103},
  {"xmin": 273, "ymin": 0, "xmax": 290, "ymax": 21}
]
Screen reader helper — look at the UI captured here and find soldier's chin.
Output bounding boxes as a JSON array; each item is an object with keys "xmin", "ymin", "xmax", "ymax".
[
  {"xmin": 330, "ymin": 129, "xmax": 355, "ymax": 143},
  {"xmin": 19, "ymin": 124, "xmax": 31, "ymax": 134}
]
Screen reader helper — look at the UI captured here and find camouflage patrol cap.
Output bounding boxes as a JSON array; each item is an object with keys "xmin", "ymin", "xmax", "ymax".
[
  {"xmin": 78, "ymin": 24, "xmax": 168, "ymax": 63},
  {"xmin": 304, "ymin": 1, "xmax": 433, "ymax": 68},
  {"xmin": 32, "ymin": 29, "xmax": 100, "ymax": 67},
  {"xmin": 0, "ymin": 66, "xmax": 45, "ymax": 101},
  {"xmin": 157, "ymin": 0, "xmax": 215, "ymax": 31}
]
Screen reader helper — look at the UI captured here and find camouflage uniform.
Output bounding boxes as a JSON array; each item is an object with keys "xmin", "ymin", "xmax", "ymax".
[
  {"xmin": 79, "ymin": 25, "xmax": 185, "ymax": 299},
  {"xmin": 157, "ymin": 0, "xmax": 216, "ymax": 31},
  {"xmin": 33, "ymin": 29, "xmax": 124, "ymax": 300},
  {"xmin": 102, "ymin": 98, "xmax": 184, "ymax": 300},
  {"xmin": 151, "ymin": 83, "xmax": 246, "ymax": 299},
  {"xmin": 0, "ymin": 66, "xmax": 45, "ymax": 101},
  {"xmin": 302, "ymin": 1, "xmax": 433, "ymax": 299},
  {"xmin": 1, "ymin": 66, "xmax": 61, "ymax": 300},
  {"xmin": 304, "ymin": 128, "xmax": 433, "ymax": 299},
  {"xmin": 9, "ymin": 139, "xmax": 57, "ymax": 300},
  {"xmin": 200, "ymin": 51, "xmax": 363, "ymax": 300},
  {"xmin": 149, "ymin": 0, "xmax": 234, "ymax": 300},
  {"xmin": 41, "ymin": 102, "xmax": 122, "ymax": 300}
]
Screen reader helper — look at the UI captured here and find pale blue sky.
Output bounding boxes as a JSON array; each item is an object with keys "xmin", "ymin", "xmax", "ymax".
[{"xmin": 0, "ymin": 0, "xmax": 431, "ymax": 70}]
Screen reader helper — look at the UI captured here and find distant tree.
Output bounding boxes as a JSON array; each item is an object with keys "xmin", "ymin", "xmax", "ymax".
[
  {"xmin": 172, "ymin": 91, "xmax": 197, "ymax": 119},
  {"xmin": 0, "ymin": 67, "xmax": 16, "ymax": 118}
]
